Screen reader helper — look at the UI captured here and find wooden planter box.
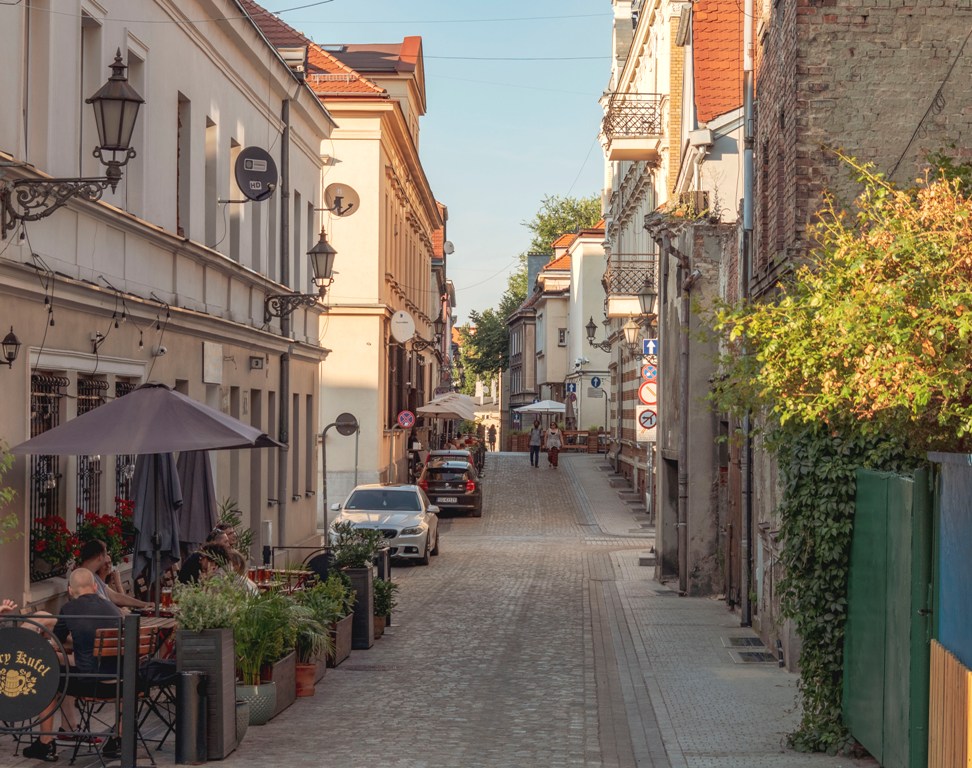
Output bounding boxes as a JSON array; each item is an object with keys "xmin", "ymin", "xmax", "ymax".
[
  {"xmin": 262, "ymin": 651, "xmax": 296, "ymax": 720},
  {"xmin": 177, "ymin": 628, "xmax": 238, "ymax": 760},
  {"xmin": 346, "ymin": 566, "xmax": 375, "ymax": 650},
  {"xmin": 328, "ymin": 614, "xmax": 353, "ymax": 667},
  {"xmin": 587, "ymin": 435, "xmax": 599, "ymax": 453}
]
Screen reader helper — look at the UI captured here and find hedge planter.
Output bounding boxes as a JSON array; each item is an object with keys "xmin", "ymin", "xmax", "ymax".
[
  {"xmin": 262, "ymin": 651, "xmax": 296, "ymax": 720},
  {"xmin": 328, "ymin": 614, "xmax": 353, "ymax": 667},
  {"xmin": 345, "ymin": 566, "xmax": 375, "ymax": 650},
  {"xmin": 177, "ymin": 628, "xmax": 238, "ymax": 760}
]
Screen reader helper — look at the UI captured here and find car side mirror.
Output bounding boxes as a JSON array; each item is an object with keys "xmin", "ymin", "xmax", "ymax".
[
  {"xmin": 330, "ymin": 503, "xmax": 341, "ymax": 511},
  {"xmin": 428, "ymin": 505, "xmax": 440, "ymax": 515}
]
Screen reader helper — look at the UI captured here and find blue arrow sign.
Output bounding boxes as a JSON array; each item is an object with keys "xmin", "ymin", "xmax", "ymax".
[
  {"xmin": 566, "ymin": 382, "xmax": 577, "ymax": 394},
  {"xmin": 590, "ymin": 376, "xmax": 601, "ymax": 389},
  {"xmin": 643, "ymin": 338, "xmax": 658, "ymax": 356}
]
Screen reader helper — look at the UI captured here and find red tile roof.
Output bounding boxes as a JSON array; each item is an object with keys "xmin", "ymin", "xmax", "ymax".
[
  {"xmin": 693, "ymin": 0, "xmax": 743, "ymax": 124},
  {"xmin": 326, "ymin": 37, "xmax": 422, "ymax": 74},
  {"xmin": 240, "ymin": 0, "xmax": 385, "ymax": 97},
  {"xmin": 551, "ymin": 233, "xmax": 577, "ymax": 249},
  {"xmin": 544, "ymin": 254, "xmax": 572, "ymax": 271}
]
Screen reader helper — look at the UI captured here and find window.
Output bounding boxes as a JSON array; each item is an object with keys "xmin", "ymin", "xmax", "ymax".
[
  {"xmin": 229, "ymin": 139, "xmax": 241, "ymax": 261},
  {"xmin": 205, "ymin": 118, "xmax": 218, "ymax": 246},
  {"xmin": 177, "ymin": 94, "xmax": 191, "ymax": 237},
  {"xmin": 558, "ymin": 328, "xmax": 567, "ymax": 346}
]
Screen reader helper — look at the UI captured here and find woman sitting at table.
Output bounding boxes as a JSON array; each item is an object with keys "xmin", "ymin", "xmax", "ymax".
[
  {"xmin": 225, "ymin": 549, "xmax": 259, "ymax": 594},
  {"xmin": 177, "ymin": 543, "xmax": 227, "ymax": 584}
]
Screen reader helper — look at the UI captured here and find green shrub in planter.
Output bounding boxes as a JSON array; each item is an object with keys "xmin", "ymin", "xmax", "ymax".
[
  {"xmin": 373, "ymin": 577, "xmax": 399, "ymax": 617},
  {"xmin": 173, "ymin": 572, "xmax": 245, "ymax": 631},
  {"xmin": 330, "ymin": 520, "xmax": 385, "ymax": 569},
  {"xmin": 235, "ymin": 590, "xmax": 294, "ymax": 685}
]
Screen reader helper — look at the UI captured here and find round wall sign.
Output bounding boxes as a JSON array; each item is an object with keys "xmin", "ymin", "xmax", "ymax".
[
  {"xmin": 0, "ymin": 624, "xmax": 63, "ymax": 724},
  {"xmin": 398, "ymin": 410, "xmax": 415, "ymax": 429}
]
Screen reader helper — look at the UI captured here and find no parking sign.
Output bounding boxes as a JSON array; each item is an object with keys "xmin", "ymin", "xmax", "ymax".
[{"xmin": 397, "ymin": 410, "xmax": 415, "ymax": 429}]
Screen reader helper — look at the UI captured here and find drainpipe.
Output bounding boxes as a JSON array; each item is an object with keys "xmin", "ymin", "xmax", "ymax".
[
  {"xmin": 677, "ymin": 251, "xmax": 700, "ymax": 596},
  {"xmin": 740, "ymin": 0, "xmax": 755, "ymax": 626},
  {"xmin": 277, "ymin": 98, "xmax": 291, "ymax": 548}
]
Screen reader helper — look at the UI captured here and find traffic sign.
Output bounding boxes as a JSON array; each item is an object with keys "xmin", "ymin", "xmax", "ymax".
[
  {"xmin": 638, "ymin": 381, "xmax": 657, "ymax": 406},
  {"xmin": 335, "ymin": 412, "xmax": 358, "ymax": 436},
  {"xmin": 643, "ymin": 338, "xmax": 658, "ymax": 356},
  {"xmin": 638, "ymin": 409, "xmax": 657, "ymax": 429},
  {"xmin": 566, "ymin": 382, "xmax": 577, "ymax": 394},
  {"xmin": 642, "ymin": 364, "xmax": 657, "ymax": 381},
  {"xmin": 591, "ymin": 376, "xmax": 602, "ymax": 389},
  {"xmin": 397, "ymin": 410, "xmax": 415, "ymax": 429}
]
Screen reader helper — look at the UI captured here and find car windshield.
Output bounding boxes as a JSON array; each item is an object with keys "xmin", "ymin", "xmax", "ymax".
[{"xmin": 345, "ymin": 489, "xmax": 421, "ymax": 511}]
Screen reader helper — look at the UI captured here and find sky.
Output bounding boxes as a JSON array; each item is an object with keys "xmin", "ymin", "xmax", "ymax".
[{"xmin": 262, "ymin": 0, "xmax": 614, "ymax": 324}]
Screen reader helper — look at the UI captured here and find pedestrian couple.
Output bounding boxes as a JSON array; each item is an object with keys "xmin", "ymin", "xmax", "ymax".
[{"xmin": 528, "ymin": 419, "xmax": 563, "ymax": 468}]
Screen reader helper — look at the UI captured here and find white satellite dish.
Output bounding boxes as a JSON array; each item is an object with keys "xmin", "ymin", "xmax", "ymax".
[
  {"xmin": 443, "ymin": 241, "xmax": 455, "ymax": 255},
  {"xmin": 324, "ymin": 183, "xmax": 359, "ymax": 217},
  {"xmin": 390, "ymin": 310, "xmax": 416, "ymax": 344}
]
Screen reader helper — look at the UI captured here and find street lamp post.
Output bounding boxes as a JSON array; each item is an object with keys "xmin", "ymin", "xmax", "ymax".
[
  {"xmin": 1, "ymin": 50, "xmax": 144, "ymax": 236},
  {"xmin": 264, "ymin": 227, "xmax": 338, "ymax": 321}
]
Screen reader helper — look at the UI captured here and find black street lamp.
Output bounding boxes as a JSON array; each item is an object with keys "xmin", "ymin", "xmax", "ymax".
[
  {"xmin": 265, "ymin": 228, "xmax": 338, "ymax": 322},
  {"xmin": 2, "ymin": 327, "xmax": 22, "ymax": 368},
  {"xmin": 586, "ymin": 316, "xmax": 611, "ymax": 352},
  {"xmin": 1, "ymin": 50, "xmax": 144, "ymax": 236}
]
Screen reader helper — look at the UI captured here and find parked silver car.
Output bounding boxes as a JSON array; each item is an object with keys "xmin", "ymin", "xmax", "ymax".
[{"xmin": 329, "ymin": 483, "xmax": 440, "ymax": 565}]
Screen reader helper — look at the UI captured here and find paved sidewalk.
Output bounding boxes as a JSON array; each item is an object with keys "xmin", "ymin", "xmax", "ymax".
[{"xmin": 564, "ymin": 453, "xmax": 871, "ymax": 768}]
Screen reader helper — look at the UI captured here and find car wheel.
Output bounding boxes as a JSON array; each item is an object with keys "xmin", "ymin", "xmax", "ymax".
[
  {"xmin": 416, "ymin": 537, "xmax": 431, "ymax": 565},
  {"xmin": 430, "ymin": 530, "xmax": 440, "ymax": 556}
]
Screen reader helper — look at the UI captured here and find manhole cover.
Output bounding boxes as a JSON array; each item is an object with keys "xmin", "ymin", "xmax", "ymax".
[
  {"xmin": 723, "ymin": 636, "xmax": 765, "ymax": 648},
  {"xmin": 729, "ymin": 650, "xmax": 778, "ymax": 663}
]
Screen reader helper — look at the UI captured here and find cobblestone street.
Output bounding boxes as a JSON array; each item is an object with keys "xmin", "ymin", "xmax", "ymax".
[{"xmin": 221, "ymin": 453, "xmax": 870, "ymax": 768}]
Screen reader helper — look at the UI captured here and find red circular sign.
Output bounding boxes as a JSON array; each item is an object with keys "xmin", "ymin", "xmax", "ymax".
[{"xmin": 397, "ymin": 410, "xmax": 415, "ymax": 428}]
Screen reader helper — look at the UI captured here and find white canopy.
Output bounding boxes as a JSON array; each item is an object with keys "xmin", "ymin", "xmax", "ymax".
[{"xmin": 514, "ymin": 399, "xmax": 566, "ymax": 415}]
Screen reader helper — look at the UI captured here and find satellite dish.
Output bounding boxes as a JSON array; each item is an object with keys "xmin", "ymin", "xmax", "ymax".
[
  {"xmin": 390, "ymin": 310, "xmax": 416, "ymax": 344},
  {"xmin": 324, "ymin": 183, "xmax": 359, "ymax": 217},
  {"xmin": 234, "ymin": 147, "xmax": 278, "ymax": 202},
  {"xmin": 443, "ymin": 241, "xmax": 455, "ymax": 255}
]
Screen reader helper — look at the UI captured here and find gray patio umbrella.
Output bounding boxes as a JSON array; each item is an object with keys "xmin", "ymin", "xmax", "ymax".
[
  {"xmin": 10, "ymin": 383, "xmax": 280, "ymax": 455},
  {"xmin": 132, "ymin": 453, "xmax": 184, "ymax": 605},
  {"xmin": 11, "ymin": 383, "xmax": 279, "ymax": 612},
  {"xmin": 176, "ymin": 450, "xmax": 218, "ymax": 555}
]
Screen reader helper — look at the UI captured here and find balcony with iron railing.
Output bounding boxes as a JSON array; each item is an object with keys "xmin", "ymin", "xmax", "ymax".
[
  {"xmin": 601, "ymin": 94, "xmax": 665, "ymax": 163},
  {"xmin": 602, "ymin": 259, "xmax": 657, "ymax": 317}
]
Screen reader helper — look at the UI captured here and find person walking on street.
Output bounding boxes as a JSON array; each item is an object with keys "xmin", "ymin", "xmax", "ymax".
[
  {"xmin": 487, "ymin": 424, "xmax": 497, "ymax": 452},
  {"xmin": 528, "ymin": 419, "xmax": 543, "ymax": 468},
  {"xmin": 545, "ymin": 421, "xmax": 564, "ymax": 468}
]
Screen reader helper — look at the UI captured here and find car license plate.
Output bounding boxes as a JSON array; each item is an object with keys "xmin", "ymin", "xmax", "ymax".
[{"xmin": 437, "ymin": 496, "xmax": 457, "ymax": 504}]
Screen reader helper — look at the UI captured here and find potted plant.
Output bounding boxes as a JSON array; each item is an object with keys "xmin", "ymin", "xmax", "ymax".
[
  {"xmin": 372, "ymin": 577, "xmax": 399, "ymax": 639},
  {"xmin": 31, "ymin": 515, "xmax": 79, "ymax": 577},
  {"xmin": 234, "ymin": 590, "xmax": 291, "ymax": 724},
  {"xmin": 292, "ymin": 580, "xmax": 340, "ymax": 685},
  {"xmin": 291, "ymin": 599, "xmax": 331, "ymax": 697},
  {"xmin": 173, "ymin": 573, "xmax": 244, "ymax": 759},
  {"xmin": 318, "ymin": 573, "xmax": 355, "ymax": 667},
  {"xmin": 330, "ymin": 521, "xmax": 385, "ymax": 649}
]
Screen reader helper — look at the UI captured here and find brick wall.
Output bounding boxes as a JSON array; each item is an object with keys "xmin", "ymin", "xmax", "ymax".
[
  {"xmin": 669, "ymin": 14, "xmax": 685, "ymax": 195},
  {"xmin": 753, "ymin": 0, "xmax": 972, "ymax": 297}
]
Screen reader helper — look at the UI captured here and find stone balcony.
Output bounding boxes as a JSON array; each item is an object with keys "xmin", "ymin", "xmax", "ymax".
[{"xmin": 601, "ymin": 94, "xmax": 665, "ymax": 163}]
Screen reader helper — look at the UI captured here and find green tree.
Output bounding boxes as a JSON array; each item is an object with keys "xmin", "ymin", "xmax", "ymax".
[
  {"xmin": 0, "ymin": 444, "xmax": 21, "ymax": 546},
  {"xmin": 523, "ymin": 194, "xmax": 602, "ymax": 256},
  {"xmin": 460, "ymin": 193, "xmax": 602, "ymax": 376}
]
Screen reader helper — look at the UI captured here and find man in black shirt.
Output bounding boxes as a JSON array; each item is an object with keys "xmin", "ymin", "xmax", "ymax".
[{"xmin": 54, "ymin": 568, "xmax": 123, "ymax": 675}]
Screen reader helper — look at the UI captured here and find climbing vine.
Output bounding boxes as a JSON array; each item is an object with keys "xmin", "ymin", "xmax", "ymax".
[{"xmin": 707, "ymin": 156, "xmax": 972, "ymax": 751}]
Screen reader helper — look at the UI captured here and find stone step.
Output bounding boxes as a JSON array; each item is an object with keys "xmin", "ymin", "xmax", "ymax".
[
  {"xmin": 608, "ymin": 479, "xmax": 630, "ymax": 488},
  {"xmin": 639, "ymin": 550, "xmax": 656, "ymax": 567}
]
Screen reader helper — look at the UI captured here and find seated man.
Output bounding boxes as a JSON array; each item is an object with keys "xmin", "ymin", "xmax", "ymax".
[
  {"xmin": 24, "ymin": 568, "xmax": 121, "ymax": 763},
  {"xmin": 76, "ymin": 539, "xmax": 151, "ymax": 611},
  {"xmin": 50, "ymin": 568, "xmax": 125, "ymax": 759}
]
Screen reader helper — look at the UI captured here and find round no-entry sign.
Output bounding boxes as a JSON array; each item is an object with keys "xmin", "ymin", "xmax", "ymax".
[
  {"xmin": 397, "ymin": 410, "xmax": 415, "ymax": 429},
  {"xmin": 638, "ymin": 381, "xmax": 657, "ymax": 406}
]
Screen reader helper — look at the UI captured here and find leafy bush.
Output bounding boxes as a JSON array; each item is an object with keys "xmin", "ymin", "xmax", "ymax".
[
  {"xmin": 172, "ymin": 573, "xmax": 245, "ymax": 633},
  {"xmin": 372, "ymin": 578, "xmax": 399, "ymax": 617},
  {"xmin": 330, "ymin": 521, "xmax": 385, "ymax": 569}
]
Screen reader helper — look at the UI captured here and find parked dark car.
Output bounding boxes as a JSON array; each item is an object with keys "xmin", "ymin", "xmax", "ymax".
[{"xmin": 418, "ymin": 460, "xmax": 483, "ymax": 517}]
